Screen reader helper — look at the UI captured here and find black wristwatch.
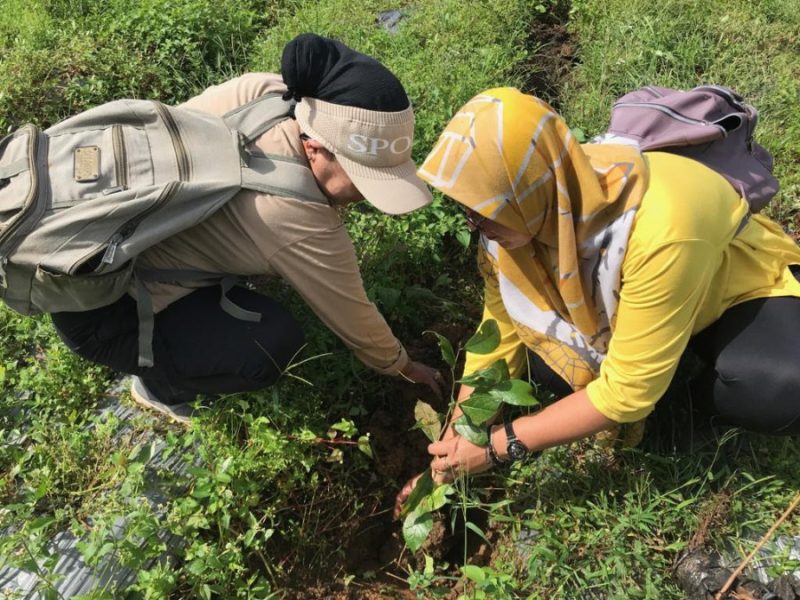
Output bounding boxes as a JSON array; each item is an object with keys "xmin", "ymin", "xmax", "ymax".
[{"xmin": 504, "ymin": 420, "xmax": 529, "ymax": 463}]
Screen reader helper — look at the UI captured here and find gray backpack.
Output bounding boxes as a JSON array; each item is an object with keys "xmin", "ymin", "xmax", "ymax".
[
  {"xmin": 597, "ymin": 85, "xmax": 779, "ymax": 212},
  {"xmin": 0, "ymin": 92, "xmax": 328, "ymax": 365}
]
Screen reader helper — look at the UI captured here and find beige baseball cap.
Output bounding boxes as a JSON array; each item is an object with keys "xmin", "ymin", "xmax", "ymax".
[{"xmin": 295, "ymin": 97, "xmax": 432, "ymax": 215}]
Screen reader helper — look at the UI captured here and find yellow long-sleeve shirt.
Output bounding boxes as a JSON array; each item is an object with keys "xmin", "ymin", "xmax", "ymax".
[{"xmin": 464, "ymin": 152, "xmax": 800, "ymax": 422}]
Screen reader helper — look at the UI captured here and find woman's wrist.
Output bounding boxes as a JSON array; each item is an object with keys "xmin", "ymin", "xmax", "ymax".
[{"xmin": 488, "ymin": 422, "xmax": 509, "ymax": 461}]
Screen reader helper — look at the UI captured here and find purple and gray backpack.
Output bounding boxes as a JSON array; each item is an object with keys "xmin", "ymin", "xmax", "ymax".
[{"xmin": 597, "ymin": 85, "xmax": 778, "ymax": 212}]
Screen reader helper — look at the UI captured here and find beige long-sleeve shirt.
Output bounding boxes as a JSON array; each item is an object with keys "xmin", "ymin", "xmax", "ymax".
[{"xmin": 136, "ymin": 73, "xmax": 408, "ymax": 374}]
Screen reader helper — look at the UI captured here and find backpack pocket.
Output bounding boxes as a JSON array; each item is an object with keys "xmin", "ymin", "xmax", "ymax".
[
  {"xmin": 0, "ymin": 125, "xmax": 41, "ymax": 249},
  {"xmin": 30, "ymin": 259, "xmax": 134, "ymax": 313},
  {"xmin": 47, "ymin": 124, "xmax": 153, "ymax": 206}
]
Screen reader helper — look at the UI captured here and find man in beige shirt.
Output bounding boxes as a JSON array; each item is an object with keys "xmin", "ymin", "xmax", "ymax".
[{"xmin": 51, "ymin": 34, "xmax": 443, "ymax": 422}]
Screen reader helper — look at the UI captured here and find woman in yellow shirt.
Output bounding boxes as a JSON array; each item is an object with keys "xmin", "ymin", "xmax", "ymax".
[{"xmin": 405, "ymin": 87, "xmax": 800, "ymax": 486}]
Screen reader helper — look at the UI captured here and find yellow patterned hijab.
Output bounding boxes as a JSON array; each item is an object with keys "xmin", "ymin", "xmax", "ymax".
[{"xmin": 418, "ymin": 88, "xmax": 648, "ymax": 387}]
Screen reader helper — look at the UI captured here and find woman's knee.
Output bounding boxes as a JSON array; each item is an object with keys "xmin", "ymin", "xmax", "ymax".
[{"xmin": 711, "ymin": 359, "xmax": 800, "ymax": 434}]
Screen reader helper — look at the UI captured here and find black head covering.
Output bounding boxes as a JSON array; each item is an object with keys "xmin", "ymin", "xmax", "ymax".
[{"xmin": 280, "ymin": 33, "xmax": 409, "ymax": 111}]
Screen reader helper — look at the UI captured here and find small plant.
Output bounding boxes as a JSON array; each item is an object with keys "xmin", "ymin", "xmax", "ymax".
[{"xmin": 399, "ymin": 319, "xmax": 539, "ymax": 553}]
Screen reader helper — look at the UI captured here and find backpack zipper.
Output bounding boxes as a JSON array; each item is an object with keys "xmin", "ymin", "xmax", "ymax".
[
  {"xmin": 111, "ymin": 125, "xmax": 128, "ymax": 189},
  {"xmin": 82, "ymin": 180, "xmax": 181, "ymax": 271},
  {"xmin": 614, "ymin": 101, "xmax": 729, "ymax": 136},
  {"xmin": 153, "ymin": 102, "xmax": 191, "ymax": 181}
]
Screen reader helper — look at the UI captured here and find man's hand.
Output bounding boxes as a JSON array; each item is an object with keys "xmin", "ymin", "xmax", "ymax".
[
  {"xmin": 400, "ymin": 360, "xmax": 445, "ymax": 399},
  {"xmin": 428, "ymin": 435, "xmax": 492, "ymax": 480}
]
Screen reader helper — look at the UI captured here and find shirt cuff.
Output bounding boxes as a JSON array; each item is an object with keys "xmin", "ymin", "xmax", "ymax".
[
  {"xmin": 586, "ymin": 379, "xmax": 656, "ymax": 424},
  {"xmin": 362, "ymin": 344, "xmax": 409, "ymax": 376}
]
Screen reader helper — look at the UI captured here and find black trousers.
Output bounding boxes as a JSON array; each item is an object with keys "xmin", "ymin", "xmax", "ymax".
[
  {"xmin": 528, "ymin": 294, "xmax": 800, "ymax": 436},
  {"xmin": 51, "ymin": 285, "xmax": 305, "ymax": 404}
]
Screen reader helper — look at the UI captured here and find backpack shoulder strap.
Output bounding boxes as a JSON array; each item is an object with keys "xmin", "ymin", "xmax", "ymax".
[
  {"xmin": 222, "ymin": 92, "xmax": 294, "ymax": 143},
  {"xmin": 223, "ymin": 92, "xmax": 330, "ymax": 205},
  {"xmin": 241, "ymin": 153, "xmax": 330, "ymax": 205}
]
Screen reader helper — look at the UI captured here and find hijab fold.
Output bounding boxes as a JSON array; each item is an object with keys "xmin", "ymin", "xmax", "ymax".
[{"xmin": 418, "ymin": 88, "xmax": 648, "ymax": 387}]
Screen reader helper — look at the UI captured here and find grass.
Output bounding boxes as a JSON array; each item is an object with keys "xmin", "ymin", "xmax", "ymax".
[
  {"xmin": 560, "ymin": 0, "xmax": 800, "ymax": 226},
  {"xmin": 0, "ymin": 0, "xmax": 799, "ymax": 598}
]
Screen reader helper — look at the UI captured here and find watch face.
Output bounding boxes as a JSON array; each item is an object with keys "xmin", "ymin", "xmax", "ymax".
[{"xmin": 507, "ymin": 440, "xmax": 528, "ymax": 462}]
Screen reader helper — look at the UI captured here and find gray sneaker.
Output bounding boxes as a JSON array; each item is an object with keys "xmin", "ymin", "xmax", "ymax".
[{"xmin": 129, "ymin": 376, "xmax": 195, "ymax": 425}]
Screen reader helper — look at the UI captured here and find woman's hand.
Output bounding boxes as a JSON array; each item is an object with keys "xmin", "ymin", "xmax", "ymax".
[
  {"xmin": 400, "ymin": 360, "xmax": 446, "ymax": 399},
  {"xmin": 394, "ymin": 472, "xmax": 423, "ymax": 519},
  {"xmin": 395, "ymin": 428, "xmax": 493, "ymax": 518},
  {"xmin": 428, "ymin": 434, "xmax": 492, "ymax": 481}
]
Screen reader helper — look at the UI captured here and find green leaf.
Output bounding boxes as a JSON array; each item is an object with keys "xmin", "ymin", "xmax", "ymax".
[
  {"xmin": 400, "ymin": 470, "xmax": 434, "ymax": 518},
  {"xmin": 199, "ymin": 583, "xmax": 213, "ymax": 600},
  {"xmin": 453, "ymin": 416, "xmax": 488, "ymax": 446},
  {"xmin": 424, "ymin": 554, "xmax": 435, "ymax": 577},
  {"xmin": 465, "ymin": 520, "xmax": 489, "ymax": 544},
  {"xmin": 572, "ymin": 126, "xmax": 587, "ymax": 143},
  {"xmin": 127, "ymin": 441, "xmax": 153, "ymax": 465},
  {"xmin": 330, "ymin": 419, "xmax": 357, "ymax": 438},
  {"xmin": 463, "ymin": 564, "xmax": 487, "ymax": 583},
  {"xmin": 426, "ymin": 331, "xmax": 456, "ymax": 368},
  {"xmin": 357, "ymin": 435, "xmax": 374, "ymax": 459},
  {"xmin": 460, "ymin": 392, "xmax": 502, "ymax": 425},
  {"xmin": 487, "ymin": 378, "xmax": 538, "ymax": 407},
  {"xmin": 455, "ymin": 229, "xmax": 472, "ymax": 248},
  {"xmin": 28, "ymin": 515, "xmax": 56, "ymax": 533},
  {"xmin": 414, "ymin": 400, "xmax": 442, "ymax": 442},
  {"xmin": 464, "ymin": 319, "xmax": 501, "ymax": 354},
  {"xmin": 459, "ymin": 359, "xmax": 510, "ymax": 388},
  {"xmin": 419, "ymin": 483, "xmax": 454, "ymax": 513},
  {"xmin": 403, "ymin": 508, "xmax": 433, "ymax": 552}
]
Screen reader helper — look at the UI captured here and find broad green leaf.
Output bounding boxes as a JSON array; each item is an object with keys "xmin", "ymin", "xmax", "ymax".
[
  {"xmin": 330, "ymin": 419, "xmax": 357, "ymax": 437},
  {"xmin": 128, "ymin": 441, "xmax": 153, "ymax": 464},
  {"xmin": 28, "ymin": 515, "xmax": 56, "ymax": 533},
  {"xmin": 414, "ymin": 400, "xmax": 443, "ymax": 442},
  {"xmin": 459, "ymin": 359, "xmax": 510, "ymax": 388},
  {"xmin": 357, "ymin": 435, "xmax": 374, "ymax": 459},
  {"xmin": 456, "ymin": 228, "xmax": 472, "ymax": 248},
  {"xmin": 453, "ymin": 416, "xmax": 488, "ymax": 446},
  {"xmin": 487, "ymin": 378, "xmax": 538, "ymax": 407},
  {"xmin": 426, "ymin": 331, "xmax": 456, "ymax": 368},
  {"xmin": 215, "ymin": 471, "xmax": 232, "ymax": 484},
  {"xmin": 403, "ymin": 507, "xmax": 433, "ymax": 552},
  {"xmin": 464, "ymin": 319, "xmax": 501, "ymax": 355},
  {"xmin": 400, "ymin": 469, "xmax": 434, "ymax": 517},
  {"xmin": 463, "ymin": 564, "xmax": 487, "ymax": 583},
  {"xmin": 419, "ymin": 483, "xmax": 455, "ymax": 513},
  {"xmin": 460, "ymin": 392, "xmax": 502, "ymax": 425}
]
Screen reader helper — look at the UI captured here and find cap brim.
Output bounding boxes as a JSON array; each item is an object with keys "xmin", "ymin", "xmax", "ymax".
[{"xmin": 337, "ymin": 155, "xmax": 432, "ymax": 215}]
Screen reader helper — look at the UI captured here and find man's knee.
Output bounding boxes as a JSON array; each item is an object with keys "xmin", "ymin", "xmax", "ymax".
[{"xmin": 246, "ymin": 314, "xmax": 305, "ymax": 383}]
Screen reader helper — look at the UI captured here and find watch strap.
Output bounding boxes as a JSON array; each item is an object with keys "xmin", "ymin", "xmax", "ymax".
[
  {"xmin": 485, "ymin": 424, "xmax": 505, "ymax": 467},
  {"xmin": 504, "ymin": 420, "xmax": 530, "ymax": 462},
  {"xmin": 504, "ymin": 420, "xmax": 518, "ymax": 444}
]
